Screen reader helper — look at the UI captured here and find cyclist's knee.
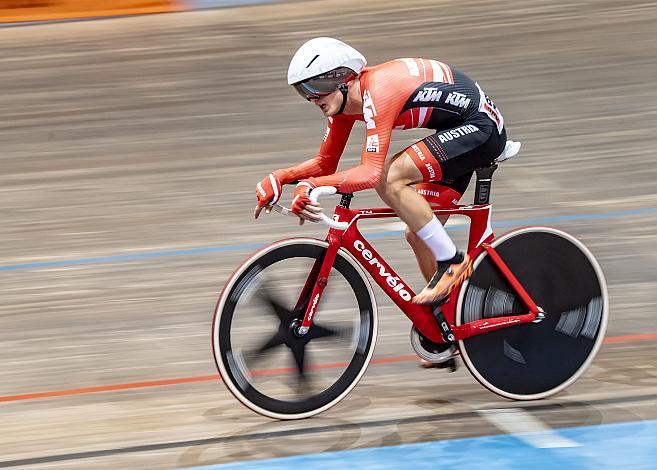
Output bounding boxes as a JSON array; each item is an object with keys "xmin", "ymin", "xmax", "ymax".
[
  {"xmin": 375, "ymin": 174, "xmax": 405, "ymax": 200},
  {"xmin": 374, "ymin": 176, "xmax": 388, "ymax": 196},
  {"xmin": 390, "ymin": 152, "xmax": 421, "ymax": 185}
]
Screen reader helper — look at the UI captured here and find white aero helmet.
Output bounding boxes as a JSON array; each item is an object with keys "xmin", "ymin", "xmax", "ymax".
[{"xmin": 288, "ymin": 37, "xmax": 366, "ymax": 101}]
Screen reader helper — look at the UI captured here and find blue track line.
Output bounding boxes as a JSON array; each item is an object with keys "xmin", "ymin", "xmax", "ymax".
[
  {"xmin": 2, "ymin": 207, "xmax": 656, "ymax": 272},
  {"xmin": 189, "ymin": 419, "xmax": 657, "ymax": 469}
]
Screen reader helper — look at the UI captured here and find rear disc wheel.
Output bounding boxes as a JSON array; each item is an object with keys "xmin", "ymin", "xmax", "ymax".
[{"xmin": 456, "ymin": 227, "xmax": 608, "ymax": 399}]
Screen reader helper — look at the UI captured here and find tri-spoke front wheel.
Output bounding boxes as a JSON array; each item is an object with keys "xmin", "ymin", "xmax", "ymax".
[{"xmin": 212, "ymin": 239, "xmax": 377, "ymax": 419}]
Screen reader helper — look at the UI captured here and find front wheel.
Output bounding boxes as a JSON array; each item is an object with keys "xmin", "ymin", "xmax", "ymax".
[
  {"xmin": 212, "ymin": 238, "xmax": 377, "ymax": 419},
  {"xmin": 456, "ymin": 227, "xmax": 608, "ymax": 400}
]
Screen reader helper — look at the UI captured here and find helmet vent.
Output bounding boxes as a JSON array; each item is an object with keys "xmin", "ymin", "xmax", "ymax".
[{"xmin": 306, "ymin": 54, "xmax": 320, "ymax": 68}]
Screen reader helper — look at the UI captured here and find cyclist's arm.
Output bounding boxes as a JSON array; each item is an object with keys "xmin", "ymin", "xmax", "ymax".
[
  {"xmin": 307, "ymin": 88, "xmax": 399, "ymax": 193},
  {"xmin": 275, "ymin": 115, "xmax": 355, "ymax": 184}
]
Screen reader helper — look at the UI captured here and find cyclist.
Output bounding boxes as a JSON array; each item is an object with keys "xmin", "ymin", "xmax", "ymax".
[{"xmin": 255, "ymin": 37, "xmax": 507, "ymax": 305}]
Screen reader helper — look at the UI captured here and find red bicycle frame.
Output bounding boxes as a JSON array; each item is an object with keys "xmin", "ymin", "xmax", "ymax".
[{"xmin": 296, "ymin": 200, "xmax": 542, "ymax": 344}]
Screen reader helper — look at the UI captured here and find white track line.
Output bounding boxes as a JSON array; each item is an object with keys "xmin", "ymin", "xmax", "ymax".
[{"xmin": 478, "ymin": 408, "xmax": 581, "ymax": 448}]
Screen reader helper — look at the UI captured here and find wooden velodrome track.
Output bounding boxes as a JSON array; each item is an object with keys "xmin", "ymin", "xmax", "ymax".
[{"xmin": 1, "ymin": 0, "xmax": 656, "ymax": 467}]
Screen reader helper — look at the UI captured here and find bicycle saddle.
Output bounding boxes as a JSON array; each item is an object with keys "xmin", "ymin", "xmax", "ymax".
[{"xmin": 495, "ymin": 140, "xmax": 521, "ymax": 163}]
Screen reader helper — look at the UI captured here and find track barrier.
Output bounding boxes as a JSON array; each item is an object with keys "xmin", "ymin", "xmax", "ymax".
[{"xmin": 0, "ymin": 0, "xmax": 273, "ymax": 24}]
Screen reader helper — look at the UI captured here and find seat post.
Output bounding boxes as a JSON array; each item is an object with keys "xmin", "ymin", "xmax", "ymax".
[
  {"xmin": 474, "ymin": 163, "xmax": 498, "ymax": 205},
  {"xmin": 339, "ymin": 193, "xmax": 353, "ymax": 208}
]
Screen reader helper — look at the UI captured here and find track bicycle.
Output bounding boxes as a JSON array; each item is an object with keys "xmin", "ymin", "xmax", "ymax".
[{"xmin": 212, "ymin": 141, "xmax": 608, "ymax": 420}]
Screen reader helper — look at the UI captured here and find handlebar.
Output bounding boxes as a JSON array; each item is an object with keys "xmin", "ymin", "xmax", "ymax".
[{"xmin": 273, "ymin": 186, "xmax": 349, "ymax": 230}]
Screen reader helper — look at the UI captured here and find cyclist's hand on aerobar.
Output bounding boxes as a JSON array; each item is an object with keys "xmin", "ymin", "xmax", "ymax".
[
  {"xmin": 291, "ymin": 181, "xmax": 322, "ymax": 225},
  {"xmin": 254, "ymin": 172, "xmax": 283, "ymax": 219}
]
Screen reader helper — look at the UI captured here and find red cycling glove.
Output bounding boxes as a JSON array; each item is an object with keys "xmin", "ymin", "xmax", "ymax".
[
  {"xmin": 291, "ymin": 181, "xmax": 316, "ymax": 216},
  {"xmin": 255, "ymin": 172, "xmax": 283, "ymax": 218}
]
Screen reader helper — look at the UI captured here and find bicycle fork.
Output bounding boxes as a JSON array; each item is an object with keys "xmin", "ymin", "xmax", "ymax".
[{"xmin": 295, "ymin": 233, "xmax": 342, "ymax": 336}]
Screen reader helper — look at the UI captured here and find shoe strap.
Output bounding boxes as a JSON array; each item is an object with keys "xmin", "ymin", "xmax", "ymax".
[{"xmin": 426, "ymin": 252, "xmax": 465, "ymax": 289}]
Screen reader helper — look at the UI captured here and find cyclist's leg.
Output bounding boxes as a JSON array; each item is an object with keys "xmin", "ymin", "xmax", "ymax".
[
  {"xmin": 405, "ymin": 178, "xmax": 471, "ymax": 367},
  {"xmin": 375, "ymin": 149, "xmax": 467, "ymax": 303},
  {"xmin": 392, "ymin": 119, "xmax": 506, "ymax": 304}
]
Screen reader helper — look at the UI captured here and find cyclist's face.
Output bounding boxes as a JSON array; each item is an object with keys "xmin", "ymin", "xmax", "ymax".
[{"xmin": 310, "ymin": 89, "xmax": 342, "ymax": 117}]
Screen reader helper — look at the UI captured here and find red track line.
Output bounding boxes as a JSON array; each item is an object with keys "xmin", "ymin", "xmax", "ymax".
[
  {"xmin": 0, "ymin": 375, "xmax": 219, "ymax": 403},
  {"xmin": 602, "ymin": 333, "xmax": 657, "ymax": 343},
  {"xmin": 1, "ymin": 333, "xmax": 655, "ymax": 404}
]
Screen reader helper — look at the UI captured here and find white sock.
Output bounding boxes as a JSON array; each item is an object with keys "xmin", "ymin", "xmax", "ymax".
[{"xmin": 415, "ymin": 215, "xmax": 457, "ymax": 261}]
